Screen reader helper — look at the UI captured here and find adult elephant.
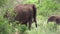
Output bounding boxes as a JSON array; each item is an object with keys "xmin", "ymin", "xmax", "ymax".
[{"xmin": 4, "ymin": 4, "xmax": 37, "ymax": 30}]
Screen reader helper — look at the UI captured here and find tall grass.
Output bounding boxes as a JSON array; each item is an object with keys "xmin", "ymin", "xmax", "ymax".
[{"xmin": 0, "ymin": 0, "xmax": 60, "ymax": 34}]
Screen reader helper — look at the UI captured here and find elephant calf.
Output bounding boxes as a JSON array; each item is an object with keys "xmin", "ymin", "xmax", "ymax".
[{"xmin": 47, "ymin": 15, "xmax": 60, "ymax": 24}]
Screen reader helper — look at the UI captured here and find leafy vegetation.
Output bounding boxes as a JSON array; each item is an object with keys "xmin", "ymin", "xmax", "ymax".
[{"xmin": 0, "ymin": 0, "xmax": 60, "ymax": 34}]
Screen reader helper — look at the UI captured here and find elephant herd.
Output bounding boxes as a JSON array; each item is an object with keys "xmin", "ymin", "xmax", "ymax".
[{"xmin": 4, "ymin": 4, "xmax": 60, "ymax": 30}]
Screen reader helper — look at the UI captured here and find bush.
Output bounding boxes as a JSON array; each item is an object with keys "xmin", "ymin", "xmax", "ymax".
[
  {"xmin": 0, "ymin": 0, "xmax": 8, "ymax": 6},
  {"xmin": 37, "ymin": 0, "xmax": 58, "ymax": 17},
  {"xmin": 16, "ymin": 25, "xmax": 28, "ymax": 34}
]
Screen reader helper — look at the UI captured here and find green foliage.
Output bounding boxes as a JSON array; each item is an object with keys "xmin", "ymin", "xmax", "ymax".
[
  {"xmin": 16, "ymin": 25, "xmax": 28, "ymax": 34},
  {"xmin": 0, "ymin": 15, "xmax": 15, "ymax": 34},
  {"xmin": 20, "ymin": 25, "xmax": 27, "ymax": 32},
  {"xmin": 19, "ymin": 25, "xmax": 27, "ymax": 34},
  {"xmin": 46, "ymin": 22, "xmax": 57, "ymax": 31},
  {"xmin": 22, "ymin": 0, "xmax": 38, "ymax": 4},
  {"xmin": 0, "ymin": 0, "xmax": 8, "ymax": 6},
  {"xmin": 38, "ymin": 0, "xmax": 58, "ymax": 16},
  {"xmin": 0, "ymin": 0, "xmax": 60, "ymax": 34}
]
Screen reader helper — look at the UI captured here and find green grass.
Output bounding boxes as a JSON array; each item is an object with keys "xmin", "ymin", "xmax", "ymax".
[
  {"xmin": 0, "ymin": 0, "xmax": 60, "ymax": 34},
  {"xmin": 27, "ymin": 16, "xmax": 60, "ymax": 34}
]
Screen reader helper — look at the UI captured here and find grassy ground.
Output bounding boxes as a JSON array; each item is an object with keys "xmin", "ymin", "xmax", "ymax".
[
  {"xmin": 0, "ymin": 0, "xmax": 60, "ymax": 34},
  {"xmin": 27, "ymin": 15, "xmax": 60, "ymax": 34}
]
